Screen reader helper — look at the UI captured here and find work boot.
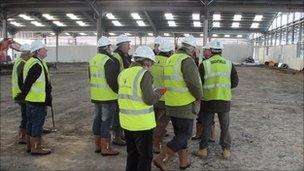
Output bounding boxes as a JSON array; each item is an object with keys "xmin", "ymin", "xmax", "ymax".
[
  {"xmin": 153, "ymin": 145, "xmax": 175, "ymax": 171},
  {"xmin": 94, "ymin": 135, "xmax": 101, "ymax": 153},
  {"xmin": 30, "ymin": 137, "xmax": 51, "ymax": 155},
  {"xmin": 191, "ymin": 123, "xmax": 202, "ymax": 140},
  {"xmin": 42, "ymin": 128, "xmax": 51, "ymax": 134},
  {"xmin": 18, "ymin": 128, "xmax": 26, "ymax": 144},
  {"xmin": 193, "ymin": 148, "xmax": 208, "ymax": 158},
  {"xmin": 100, "ymin": 138, "xmax": 119, "ymax": 156},
  {"xmin": 112, "ymin": 132, "xmax": 126, "ymax": 146},
  {"xmin": 178, "ymin": 149, "xmax": 191, "ymax": 170},
  {"xmin": 26, "ymin": 134, "xmax": 31, "ymax": 153},
  {"xmin": 153, "ymin": 139, "xmax": 161, "ymax": 154},
  {"xmin": 223, "ymin": 148, "xmax": 231, "ymax": 159}
]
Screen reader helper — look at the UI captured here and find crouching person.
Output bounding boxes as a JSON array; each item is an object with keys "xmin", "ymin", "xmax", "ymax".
[{"xmin": 118, "ymin": 46, "xmax": 166, "ymax": 171}]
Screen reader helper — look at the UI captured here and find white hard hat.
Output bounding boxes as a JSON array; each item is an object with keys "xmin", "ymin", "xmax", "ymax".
[
  {"xmin": 154, "ymin": 36, "xmax": 163, "ymax": 45},
  {"xmin": 159, "ymin": 39, "xmax": 174, "ymax": 52},
  {"xmin": 209, "ymin": 40, "xmax": 224, "ymax": 50},
  {"xmin": 133, "ymin": 46, "xmax": 155, "ymax": 62},
  {"xmin": 116, "ymin": 34, "xmax": 131, "ymax": 45},
  {"xmin": 202, "ymin": 42, "xmax": 211, "ymax": 50},
  {"xmin": 97, "ymin": 36, "xmax": 111, "ymax": 47},
  {"xmin": 30, "ymin": 40, "xmax": 46, "ymax": 53},
  {"xmin": 181, "ymin": 35, "xmax": 197, "ymax": 48},
  {"xmin": 21, "ymin": 43, "xmax": 31, "ymax": 52}
]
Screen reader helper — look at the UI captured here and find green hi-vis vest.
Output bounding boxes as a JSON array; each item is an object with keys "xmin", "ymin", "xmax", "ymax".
[
  {"xmin": 113, "ymin": 52, "xmax": 124, "ymax": 71},
  {"xmin": 89, "ymin": 53, "xmax": 118, "ymax": 101},
  {"xmin": 164, "ymin": 53, "xmax": 196, "ymax": 106},
  {"xmin": 202, "ymin": 55, "xmax": 232, "ymax": 101},
  {"xmin": 23, "ymin": 57, "xmax": 49, "ymax": 102},
  {"xmin": 118, "ymin": 66, "xmax": 156, "ymax": 131},
  {"xmin": 150, "ymin": 55, "xmax": 168, "ymax": 102},
  {"xmin": 12, "ymin": 57, "xmax": 25, "ymax": 99}
]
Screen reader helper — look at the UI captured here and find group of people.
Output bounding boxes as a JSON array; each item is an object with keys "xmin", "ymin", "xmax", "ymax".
[{"xmin": 11, "ymin": 34, "xmax": 238, "ymax": 171}]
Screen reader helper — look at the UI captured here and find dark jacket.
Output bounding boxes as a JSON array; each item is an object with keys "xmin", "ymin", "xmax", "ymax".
[
  {"xmin": 19, "ymin": 56, "xmax": 52, "ymax": 106},
  {"xmin": 166, "ymin": 49, "xmax": 203, "ymax": 119},
  {"xmin": 114, "ymin": 48, "xmax": 132, "ymax": 68},
  {"xmin": 89, "ymin": 50, "xmax": 120, "ymax": 104},
  {"xmin": 199, "ymin": 54, "xmax": 239, "ymax": 113}
]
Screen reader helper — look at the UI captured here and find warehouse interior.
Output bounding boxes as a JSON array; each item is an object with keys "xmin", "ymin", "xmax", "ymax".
[{"xmin": 0, "ymin": 0, "xmax": 303, "ymax": 170}]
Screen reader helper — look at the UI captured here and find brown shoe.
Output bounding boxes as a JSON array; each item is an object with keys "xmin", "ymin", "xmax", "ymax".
[
  {"xmin": 153, "ymin": 141, "xmax": 161, "ymax": 154},
  {"xmin": 30, "ymin": 137, "xmax": 51, "ymax": 155},
  {"xmin": 191, "ymin": 123, "xmax": 202, "ymax": 140},
  {"xmin": 26, "ymin": 134, "xmax": 31, "ymax": 153},
  {"xmin": 178, "ymin": 149, "xmax": 191, "ymax": 170},
  {"xmin": 223, "ymin": 148, "xmax": 231, "ymax": 159},
  {"xmin": 18, "ymin": 128, "xmax": 26, "ymax": 144},
  {"xmin": 112, "ymin": 132, "xmax": 126, "ymax": 146},
  {"xmin": 153, "ymin": 145, "xmax": 175, "ymax": 171},
  {"xmin": 100, "ymin": 138, "xmax": 119, "ymax": 156},
  {"xmin": 94, "ymin": 135, "xmax": 101, "ymax": 153}
]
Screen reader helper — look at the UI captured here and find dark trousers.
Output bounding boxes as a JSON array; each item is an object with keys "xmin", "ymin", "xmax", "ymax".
[
  {"xmin": 124, "ymin": 129, "xmax": 153, "ymax": 171},
  {"xmin": 200, "ymin": 112, "xmax": 231, "ymax": 149},
  {"xmin": 167, "ymin": 117, "xmax": 193, "ymax": 152},
  {"xmin": 19, "ymin": 103, "xmax": 27, "ymax": 129},
  {"xmin": 26, "ymin": 103, "xmax": 47, "ymax": 137}
]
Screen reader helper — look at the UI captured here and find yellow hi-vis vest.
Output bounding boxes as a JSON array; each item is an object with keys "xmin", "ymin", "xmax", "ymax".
[
  {"xmin": 118, "ymin": 66, "xmax": 156, "ymax": 131},
  {"xmin": 150, "ymin": 55, "xmax": 168, "ymax": 102},
  {"xmin": 202, "ymin": 55, "xmax": 232, "ymax": 101},
  {"xmin": 12, "ymin": 57, "xmax": 25, "ymax": 99},
  {"xmin": 113, "ymin": 52, "xmax": 124, "ymax": 71},
  {"xmin": 89, "ymin": 53, "xmax": 118, "ymax": 101},
  {"xmin": 23, "ymin": 57, "xmax": 49, "ymax": 102},
  {"xmin": 164, "ymin": 53, "xmax": 196, "ymax": 106}
]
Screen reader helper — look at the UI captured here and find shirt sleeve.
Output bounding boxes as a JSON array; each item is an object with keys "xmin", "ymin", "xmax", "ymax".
[
  {"xmin": 141, "ymin": 71, "xmax": 161, "ymax": 105},
  {"xmin": 231, "ymin": 64, "xmax": 239, "ymax": 88},
  {"xmin": 181, "ymin": 58, "xmax": 203, "ymax": 101},
  {"xmin": 21, "ymin": 63, "xmax": 42, "ymax": 98},
  {"xmin": 104, "ymin": 59, "xmax": 120, "ymax": 93},
  {"xmin": 17, "ymin": 61, "xmax": 25, "ymax": 89}
]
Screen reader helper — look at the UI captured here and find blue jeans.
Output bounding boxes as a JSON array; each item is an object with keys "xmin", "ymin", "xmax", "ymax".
[
  {"xmin": 167, "ymin": 117, "xmax": 193, "ymax": 152},
  {"xmin": 26, "ymin": 103, "xmax": 47, "ymax": 137},
  {"xmin": 92, "ymin": 102, "xmax": 118, "ymax": 138}
]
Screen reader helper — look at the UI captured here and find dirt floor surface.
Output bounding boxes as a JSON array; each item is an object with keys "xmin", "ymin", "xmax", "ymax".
[{"xmin": 1, "ymin": 64, "xmax": 303, "ymax": 170}]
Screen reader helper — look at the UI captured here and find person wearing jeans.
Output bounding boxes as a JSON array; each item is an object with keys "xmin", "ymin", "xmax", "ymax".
[
  {"xmin": 16, "ymin": 40, "xmax": 52, "ymax": 155},
  {"xmin": 194, "ymin": 40, "xmax": 239, "ymax": 159},
  {"xmin": 89, "ymin": 36, "xmax": 121, "ymax": 156}
]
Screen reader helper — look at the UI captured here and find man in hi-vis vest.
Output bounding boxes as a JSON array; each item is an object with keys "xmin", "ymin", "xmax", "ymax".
[
  {"xmin": 89, "ymin": 36, "xmax": 120, "ymax": 156},
  {"xmin": 11, "ymin": 43, "xmax": 31, "ymax": 144},
  {"xmin": 150, "ymin": 38, "xmax": 174, "ymax": 154},
  {"xmin": 194, "ymin": 40, "xmax": 238, "ymax": 159},
  {"xmin": 15, "ymin": 40, "xmax": 52, "ymax": 155},
  {"xmin": 154, "ymin": 35, "xmax": 203, "ymax": 171},
  {"xmin": 118, "ymin": 46, "xmax": 166, "ymax": 171}
]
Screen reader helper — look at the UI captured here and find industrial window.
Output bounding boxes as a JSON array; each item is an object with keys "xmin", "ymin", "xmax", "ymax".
[{"xmin": 297, "ymin": 42, "xmax": 304, "ymax": 58}]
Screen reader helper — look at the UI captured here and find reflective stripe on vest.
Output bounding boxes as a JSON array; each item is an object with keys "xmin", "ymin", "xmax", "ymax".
[
  {"xmin": 164, "ymin": 53, "xmax": 196, "ymax": 106},
  {"xmin": 118, "ymin": 66, "xmax": 156, "ymax": 131},
  {"xmin": 202, "ymin": 55, "xmax": 232, "ymax": 101},
  {"xmin": 150, "ymin": 55, "xmax": 168, "ymax": 101},
  {"xmin": 12, "ymin": 57, "xmax": 25, "ymax": 99},
  {"xmin": 23, "ymin": 57, "xmax": 48, "ymax": 102},
  {"xmin": 89, "ymin": 53, "xmax": 118, "ymax": 101}
]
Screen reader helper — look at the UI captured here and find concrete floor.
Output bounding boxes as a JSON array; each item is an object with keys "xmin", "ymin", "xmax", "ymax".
[{"xmin": 1, "ymin": 64, "xmax": 303, "ymax": 170}]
